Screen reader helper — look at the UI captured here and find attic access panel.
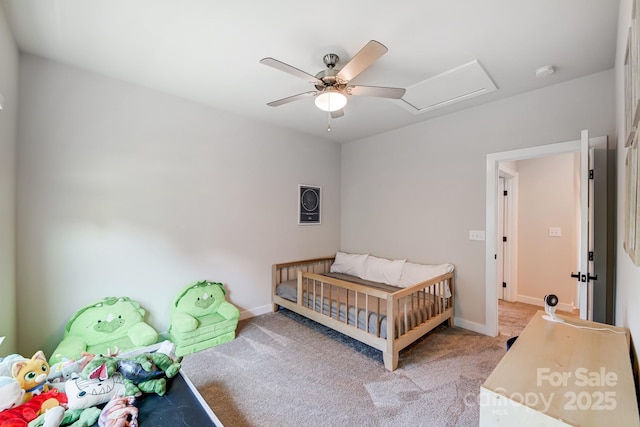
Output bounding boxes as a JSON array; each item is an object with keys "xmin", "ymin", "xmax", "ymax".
[{"xmin": 398, "ymin": 60, "xmax": 497, "ymax": 114}]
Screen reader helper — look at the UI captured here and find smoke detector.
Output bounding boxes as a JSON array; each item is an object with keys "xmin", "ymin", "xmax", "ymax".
[{"xmin": 535, "ymin": 65, "xmax": 555, "ymax": 78}]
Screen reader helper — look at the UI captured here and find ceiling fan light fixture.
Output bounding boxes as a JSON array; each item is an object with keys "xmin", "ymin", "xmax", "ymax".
[{"xmin": 315, "ymin": 89, "xmax": 347, "ymax": 112}]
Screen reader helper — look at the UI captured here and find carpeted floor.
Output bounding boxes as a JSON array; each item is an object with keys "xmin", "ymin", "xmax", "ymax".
[{"xmin": 181, "ymin": 301, "xmax": 544, "ymax": 427}]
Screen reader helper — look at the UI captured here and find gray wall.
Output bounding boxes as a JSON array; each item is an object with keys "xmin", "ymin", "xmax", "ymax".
[
  {"xmin": 341, "ymin": 70, "xmax": 615, "ymax": 330},
  {"xmin": 0, "ymin": 4, "xmax": 18, "ymax": 353},
  {"xmin": 16, "ymin": 54, "xmax": 341, "ymax": 355}
]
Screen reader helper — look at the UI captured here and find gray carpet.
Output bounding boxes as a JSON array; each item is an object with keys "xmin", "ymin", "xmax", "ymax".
[{"xmin": 181, "ymin": 308, "xmax": 513, "ymax": 427}]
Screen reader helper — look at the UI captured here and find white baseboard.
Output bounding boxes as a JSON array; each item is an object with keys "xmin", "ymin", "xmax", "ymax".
[
  {"xmin": 454, "ymin": 317, "xmax": 492, "ymax": 336},
  {"xmin": 516, "ymin": 295, "xmax": 574, "ymax": 313},
  {"xmin": 239, "ymin": 304, "xmax": 273, "ymax": 320}
]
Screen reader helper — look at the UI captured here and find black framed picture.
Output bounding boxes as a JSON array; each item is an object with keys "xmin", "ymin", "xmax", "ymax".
[{"xmin": 298, "ymin": 185, "xmax": 321, "ymax": 225}]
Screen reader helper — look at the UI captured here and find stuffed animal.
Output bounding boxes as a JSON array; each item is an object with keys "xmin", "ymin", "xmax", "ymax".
[
  {"xmin": 39, "ymin": 405, "xmax": 65, "ymax": 427},
  {"xmin": 0, "ymin": 376, "xmax": 24, "ymax": 411},
  {"xmin": 81, "ymin": 352, "xmax": 181, "ymax": 397},
  {"xmin": 98, "ymin": 395, "xmax": 138, "ymax": 427},
  {"xmin": 47, "ymin": 353, "xmax": 93, "ymax": 392},
  {"xmin": 0, "ymin": 388, "xmax": 67, "ymax": 426},
  {"xmin": 63, "ymin": 407, "xmax": 102, "ymax": 427},
  {"xmin": 11, "ymin": 351, "xmax": 52, "ymax": 404},
  {"xmin": 0, "ymin": 354, "xmax": 27, "ymax": 378},
  {"xmin": 64, "ymin": 371, "xmax": 126, "ymax": 411},
  {"xmin": 30, "ymin": 407, "xmax": 102, "ymax": 427}
]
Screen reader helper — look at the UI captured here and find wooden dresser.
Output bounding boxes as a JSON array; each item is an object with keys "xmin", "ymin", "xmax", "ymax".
[{"xmin": 480, "ymin": 311, "xmax": 639, "ymax": 426}]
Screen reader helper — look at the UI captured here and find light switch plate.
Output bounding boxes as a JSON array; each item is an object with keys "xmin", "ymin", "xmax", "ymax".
[
  {"xmin": 549, "ymin": 227, "xmax": 561, "ymax": 237},
  {"xmin": 469, "ymin": 230, "xmax": 486, "ymax": 241}
]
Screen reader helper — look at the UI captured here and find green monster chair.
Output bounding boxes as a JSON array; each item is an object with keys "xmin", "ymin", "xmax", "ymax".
[
  {"xmin": 168, "ymin": 281, "xmax": 240, "ymax": 357},
  {"xmin": 50, "ymin": 296, "xmax": 159, "ymax": 365}
]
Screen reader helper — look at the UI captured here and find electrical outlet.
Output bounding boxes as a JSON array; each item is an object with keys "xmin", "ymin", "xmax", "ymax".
[
  {"xmin": 549, "ymin": 227, "xmax": 561, "ymax": 237},
  {"xmin": 469, "ymin": 230, "xmax": 485, "ymax": 241}
]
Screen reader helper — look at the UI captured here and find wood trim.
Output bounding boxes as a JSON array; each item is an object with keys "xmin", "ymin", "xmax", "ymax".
[{"xmin": 273, "ymin": 257, "xmax": 335, "ymax": 270}]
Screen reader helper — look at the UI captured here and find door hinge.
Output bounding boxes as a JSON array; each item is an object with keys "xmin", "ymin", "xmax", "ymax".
[
  {"xmin": 589, "ymin": 169, "xmax": 594, "ymax": 180},
  {"xmin": 502, "ymin": 236, "xmax": 507, "ymax": 242},
  {"xmin": 503, "ymin": 190, "xmax": 508, "ymax": 196},
  {"xmin": 588, "ymin": 251, "xmax": 594, "ymax": 261},
  {"xmin": 502, "ymin": 282, "xmax": 507, "ymax": 288}
]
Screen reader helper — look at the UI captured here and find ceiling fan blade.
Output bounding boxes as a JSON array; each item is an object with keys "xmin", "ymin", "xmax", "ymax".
[
  {"xmin": 336, "ymin": 40, "xmax": 388, "ymax": 84},
  {"xmin": 266, "ymin": 91, "xmax": 317, "ymax": 107},
  {"xmin": 331, "ymin": 109, "xmax": 344, "ymax": 119},
  {"xmin": 259, "ymin": 57, "xmax": 323, "ymax": 86},
  {"xmin": 347, "ymin": 85, "xmax": 406, "ymax": 99}
]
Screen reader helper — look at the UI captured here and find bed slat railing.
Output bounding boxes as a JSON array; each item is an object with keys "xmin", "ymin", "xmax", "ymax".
[
  {"xmin": 297, "ymin": 272, "xmax": 387, "ymax": 336},
  {"xmin": 391, "ymin": 274, "xmax": 453, "ymax": 338},
  {"xmin": 282, "ymin": 268, "xmax": 455, "ymax": 340},
  {"xmin": 281, "ymin": 270, "xmax": 453, "ymax": 337},
  {"xmin": 294, "ymin": 271, "xmax": 454, "ymax": 341},
  {"xmin": 273, "ymin": 257, "xmax": 335, "ymax": 311}
]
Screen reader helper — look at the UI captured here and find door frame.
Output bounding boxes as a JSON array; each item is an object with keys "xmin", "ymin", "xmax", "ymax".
[{"xmin": 484, "ymin": 135, "xmax": 606, "ymax": 336}]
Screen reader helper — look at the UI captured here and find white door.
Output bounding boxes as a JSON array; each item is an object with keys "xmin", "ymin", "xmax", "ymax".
[
  {"xmin": 577, "ymin": 130, "xmax": 591, "ymax": 319},
  {"xmin": 496, "ymin": 168, "xmax": 517, "ymax": 302},
  {"xmin": 497, "ymin": 176, "xmax": 505, "ymax": 300},
  {"xmin": 576, "ymin": 130, "xmax": 604, "ymax": 320}
]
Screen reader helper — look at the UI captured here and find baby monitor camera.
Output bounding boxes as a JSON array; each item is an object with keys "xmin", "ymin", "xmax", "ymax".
[{"xmin": 542, "ymin": 294, "xmax": 564, "ymax": 323}]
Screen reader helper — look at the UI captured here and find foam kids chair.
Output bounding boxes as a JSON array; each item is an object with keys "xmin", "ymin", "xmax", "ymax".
[
  {"xmin": 168, "ymin": 281, "xmax": 240, "ymax": 357},
  {"xmin": 50, "ymin": 296, "xmax": 159, "ymax": 365}
]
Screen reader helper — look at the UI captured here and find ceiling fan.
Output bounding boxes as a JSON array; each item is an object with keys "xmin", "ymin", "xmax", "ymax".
[{"xmin": 259, "ymin": 40, "xmax": 406, "ymax": 119}]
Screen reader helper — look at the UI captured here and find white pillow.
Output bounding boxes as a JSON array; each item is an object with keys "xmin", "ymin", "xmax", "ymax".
[
  {"xmin": 330, "ymin": 252, "xmax": 369, "ymax": 277},
  {"xmin": 65, "ymin": 373, "xmax": 126, "ymax": 410},
  {"xmin": 397, "ymin": 262, "xmax": 454, "ymax": 288},
  {"xmin": 362, "ymin": 256, "xmax": 406, "ymax": 285}
]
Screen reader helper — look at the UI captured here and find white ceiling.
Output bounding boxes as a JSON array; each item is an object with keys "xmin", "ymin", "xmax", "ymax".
[{"xmin": 1, "ymin": 0, "xmax": 621, "ymax": 143}]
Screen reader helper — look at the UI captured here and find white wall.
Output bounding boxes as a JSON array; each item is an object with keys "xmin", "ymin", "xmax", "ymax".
[
  {"xmin": 0, "ymin": 4, "xmax": 18, "ymax": 353},
  {"xmin": 515, "ymin": 153, "xmax": 578, "ymax": 308},
  {"xmin": 342, "ymin": 70, "xmax": 614, "ymax": 330},
  {"xmin": 16, "ymin": 54, "xmax": 341, "ymax": 355},
  {"xmin": 615, "ymin": 0, "xmax": 640, "ymax": 374}
]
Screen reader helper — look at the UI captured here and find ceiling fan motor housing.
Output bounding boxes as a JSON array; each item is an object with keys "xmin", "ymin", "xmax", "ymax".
[
  {"xmin": 315, "ymin": 54, "xmax": 346, "ymax": 90},
  {"xmin": 323, "ymin": 53, "xmax": 340, "ymax": 68}
]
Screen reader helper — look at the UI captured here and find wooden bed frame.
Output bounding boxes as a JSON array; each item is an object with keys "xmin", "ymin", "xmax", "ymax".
[{"xmin": 272, "ymin": 257, "xmax": 455, "ymax": 371}]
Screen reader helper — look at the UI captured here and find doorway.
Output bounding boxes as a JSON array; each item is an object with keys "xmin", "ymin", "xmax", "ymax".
[
  {"xmin": 485, "ymin": 134, "xmax": 609, "ymax": 337},
  {"xmin": 496, "ymin": 154, "xmax": 579, "ymax": 334}
]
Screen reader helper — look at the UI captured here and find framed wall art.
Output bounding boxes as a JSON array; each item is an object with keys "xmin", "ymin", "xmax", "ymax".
[
  {"xmin": 624, "ymin": 0, "xmax": 640, "ymax": 265},
  {"xmin": 625, "ymin": 142, "xmax": 637, "ymax": 257},
  {"xmin": 625, "ymin": 0, "xmax": 640, "ymax": 147},
  {"xmin": 298, "ymin": 184, "xmax": 321, "ymax": 225},
  {"xmin": 625, "ymin": 131, "xmax": 640, "ymax": 265}
]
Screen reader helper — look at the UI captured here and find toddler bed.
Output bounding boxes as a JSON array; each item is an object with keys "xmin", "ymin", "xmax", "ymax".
[{"xmin": 272, "ymin": 253, "xmax": 455, "ymax": 371}]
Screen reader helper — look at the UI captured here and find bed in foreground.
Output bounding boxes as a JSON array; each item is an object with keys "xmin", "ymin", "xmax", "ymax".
[{"xmin": 272, "ymin": 254, "xmax": 455, "ymax": 371}]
